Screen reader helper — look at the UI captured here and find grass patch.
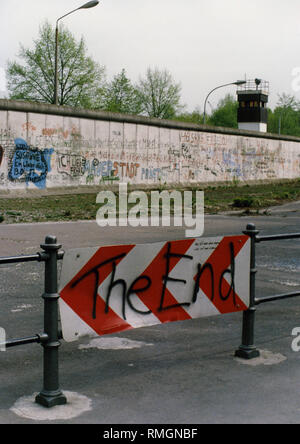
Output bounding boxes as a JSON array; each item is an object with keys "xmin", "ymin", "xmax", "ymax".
[{"xmin": 1, "ymin": 179, "xmax": 300, "ymax": 223}]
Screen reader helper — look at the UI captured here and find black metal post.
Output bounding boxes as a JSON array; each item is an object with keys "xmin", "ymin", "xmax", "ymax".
[
  {"xmin": 235, "ymin": 223, "xmax": 260, "ymax": 359},
  {"xmin": 35, "ymin": 236, "xmax": 67, "ymax": 408}
]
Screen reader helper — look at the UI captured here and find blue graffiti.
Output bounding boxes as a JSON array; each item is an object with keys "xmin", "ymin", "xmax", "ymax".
[
  {"xmin": 141, "ymin": 167, "xmax": 161, "ymax": 180},
  {"xmin": 84, "ymin": 159, "xmax": 114, "ymax": 177},
  {"xmin": 222, "ymin": 152, "xmax": 243, "ymax": 178},
  {"xmin": 9, "ymin": 138, "xmax": 54, "ymax": 189}
]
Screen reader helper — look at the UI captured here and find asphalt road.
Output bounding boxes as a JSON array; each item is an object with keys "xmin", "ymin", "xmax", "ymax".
[{"xmin": 1, "ymin": 202, "xmax": 300, "ymax": 424}]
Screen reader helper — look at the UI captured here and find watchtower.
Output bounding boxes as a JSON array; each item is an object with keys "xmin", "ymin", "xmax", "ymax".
[{"xmin": 236, "ymin": 79, "xmax": 269, "ymax": 132}]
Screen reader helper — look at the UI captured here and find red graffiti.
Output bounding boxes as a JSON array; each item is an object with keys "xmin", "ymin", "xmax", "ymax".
[
  {"xmin": 22, "ymin": 122, "xmax": 36, "ymax": 132},
  {"xmin": 42, "ymin": 128, "xmax": 70, "ymax": 139}
]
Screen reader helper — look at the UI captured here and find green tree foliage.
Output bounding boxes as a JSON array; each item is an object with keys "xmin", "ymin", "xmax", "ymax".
[
  {"xmin": 267, "ymin": 94, "xmax": 300, "ymax": 137},
  {"xmin": 175, "ymin": 107, "xmax": 202, "ymax": 125},
  {"xmin": 206, "ymin": 94, "xmax": 238, "ymax": 128},
  {"xmin": 102, "ymin": 69, "xmax": 140, "ymax": 114},
  {"xmin": 175, "ymin": 95, "xmax": 239, "ymax": 128},
  {"xmin": 136, "ymin": 67, "xmax": 183, "ymax": 119},
  {"xmin": 6, "ymin": 21, "xmax": 105, "ymax": 108}
]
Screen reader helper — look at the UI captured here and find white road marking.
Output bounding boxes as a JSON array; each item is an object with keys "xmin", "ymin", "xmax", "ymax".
[{"xmin": 79, "ymin": 336, "xmax": 154, "ymax": 350}]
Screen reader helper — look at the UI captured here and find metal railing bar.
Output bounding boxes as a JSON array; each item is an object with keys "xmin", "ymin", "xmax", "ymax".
[
  {"xmin": 4, "ymin": 333, "xmax": 48, "ymax": 348},
  {"xmin": 256, "ymin": 233, "xmax": 300, "ymax": 243},
  {"xmin": 255, "ymin": 291, "xmax": 300, "ymax": 305},
  {"xmin": 0, "ymin": 253, "xmax": 42, "ymax": 265},
  {"xmin": 0, "ymin": 250, "xmax": 64, "ymax": 265}
]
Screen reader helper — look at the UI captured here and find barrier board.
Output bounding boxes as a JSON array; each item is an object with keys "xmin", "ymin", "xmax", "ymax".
[{"xmin": 59, "ymin": 236, "xmax": 250, "ymax": 342}]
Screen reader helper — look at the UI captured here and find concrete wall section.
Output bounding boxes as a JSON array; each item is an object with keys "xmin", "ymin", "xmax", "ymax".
[{"xmin": 0, "ymin": 100, "xmax": 300, "ymax": 191}]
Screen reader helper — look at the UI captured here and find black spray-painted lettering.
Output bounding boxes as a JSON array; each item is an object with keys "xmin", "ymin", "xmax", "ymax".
[
  {"xmin": 193, "ymin": 262, "xmax": 215, "ymax": 303},
  {"xmin": 193, "ymin": 242, "xmax": 236, "ymax": 305},
  {"xmin": 71, "ymin": 253, "xmax": 127, "ymax": 319},
  {"xmin": 126, "ymin": 276, "xmax": 152, "ymax": 316},
  {"xmin": 70, "ymin": 241, "xmax": 237, "ymax": 320},
  {"xmin": 159, "ymin": 242, "xmax": 193, "ymax": 312},
  {"xmin": 105, "ymin": 261, "xmax": 127, "ymax": 320},
  {"xmin": 219, "ymin": 242, "xmax": 236, "ymax": 305}
]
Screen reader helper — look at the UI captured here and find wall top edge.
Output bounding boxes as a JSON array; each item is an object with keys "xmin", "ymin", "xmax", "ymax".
[{"xmin": 0, "ymin": 98, "xmax": 299, "ymax": 143}]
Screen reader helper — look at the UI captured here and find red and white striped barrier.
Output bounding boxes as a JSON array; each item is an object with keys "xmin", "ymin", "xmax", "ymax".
[{"xmin": 59, "ymin": 236, "xmax": 250, "ymax": 342}]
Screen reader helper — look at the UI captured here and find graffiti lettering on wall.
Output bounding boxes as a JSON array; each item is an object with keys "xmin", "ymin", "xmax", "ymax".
[
  {"xmin": 141, "ymin": 167, "xmax": 161, "ymax": 181},
  {"xmin": 179, "ymin": 131, "xmax": 227, "ymax": 147},
  {"xmin": 8, "ymin": 138, "xmax": 54, "ymax": 189},
  {"xmin": 0, "ymin": 146, "xmax": 3, "ymax": 167},
  {"xmin": 57, "ymin": 152, "xmax": 140, "ymax": 183},
  {"xmin": 85, "ymin": 159, "xmax": 114, "ymax": 177},
  {"xmin": 22, "ymin": 122, "xmax": 36, "ymax": 132},
  {"xmin": 113, "ymin": 162, "xmax": 140, "ymax": 179},
  {"xmin": 57, "ymin": 152, "xmax": 86, "ymax": 177},
  {"xmin": 84, "ymin": 159, "xmax": 116, "ymax": 184},
  {"xmin": 42, "ymin": 126, "xmax": 81, "ymax": 140},
  {"xmin": 99, "ymin": 175, "xmax": 120, "ymax": 184},
  {"xmin": 223, "ymin": 152, "xmax": 243, "ymax": 178},
  {"xmin": 181, "ymin": 144, "xmax": 192, "ymax": 160},
  {"xmin": 86, "ymin": 161, "xmax": 139, "ymax": 183}
]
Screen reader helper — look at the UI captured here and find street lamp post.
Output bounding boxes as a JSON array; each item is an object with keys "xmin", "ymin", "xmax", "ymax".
[
  {"xmin": 203, "ymin": 80, "xmax": 246, "ymax": 124},
  {"xmin": 54, "ymin": 0, "xmax": 100, "ymax": 106}
]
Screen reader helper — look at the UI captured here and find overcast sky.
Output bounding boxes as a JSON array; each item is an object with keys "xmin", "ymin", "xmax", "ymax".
[{"xmin": 1, "ymin": 0, "xmax": 300, "ymax": 111}]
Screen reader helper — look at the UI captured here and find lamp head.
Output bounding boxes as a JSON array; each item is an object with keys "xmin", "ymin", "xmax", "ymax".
[{"xmin": 79, "ymin": 1, "xmax": 99, "ymax": 9}]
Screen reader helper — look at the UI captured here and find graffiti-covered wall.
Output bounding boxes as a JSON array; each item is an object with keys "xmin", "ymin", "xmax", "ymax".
[{"xmin": 0, "ymin": 99, "xmax": 300, "ymax": 191}]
